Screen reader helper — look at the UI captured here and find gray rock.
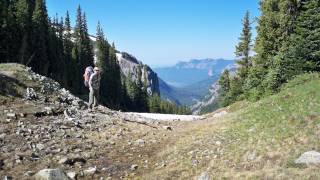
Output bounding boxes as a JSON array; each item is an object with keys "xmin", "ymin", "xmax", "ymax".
[
  {"xmin": 34, "ymin": 168, "xmax": 68, "ymax": 180},
  {"xmin": 44, "ymin": 107, "xmax": 53, "ymax": 115},
  {"xmin": 25, "ymin": 87, "xmax": 37, "ymax": 100},
  {"xmin": 295, "ymin": 151, "xmax": 320, "ymax": 165},
  {"xmin": 6, "ymin": 113, "xmax": 16, "ymax": 119},
  {"xmin": 0, "ymin": 133, "xmax": 6, "ymax": 140},
  {"xmin": 84, "ymin": 166, "xmax": 97, "ymax": 175},
  {"xmin": 3, "ymin": 176, "xmax": 13, "ymax": 180},
  {"xmin": 67, "ymin": 172, "xmax": 77, "ymax": 179},
  {"xmin": 197, "ymin": 172, "xmax": 210, "ymax": 180},
  {"xmin": 130, "ymin": 164, "xmax": 138, "ymax": 171},
  {"xmin": 135, "ymin": 139, "xmax": 145, "ymax": 146},
  {"xmin": 24, "ymin": 171, "xmax": 35, "ymax": 177},
  {"xmin": 162, "ymin": 126, "xmax": 172, "ymax": 131},
  {"xmin": 36, "ymin": 143, "xmax": 45, "ymax": 151}
]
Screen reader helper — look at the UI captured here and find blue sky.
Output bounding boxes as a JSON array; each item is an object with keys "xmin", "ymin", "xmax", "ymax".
[{"xmin": 46, "ymin": 0, "xmax": 260, "ymax": 67}]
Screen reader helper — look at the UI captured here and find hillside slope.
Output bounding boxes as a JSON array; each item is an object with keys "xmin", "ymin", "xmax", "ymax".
[
  {"xmin": 1, "ymin": 63, "xmax": 320, "ymax": 179},
  {"xmin": 141, "ymin": 73, "xmax": 320, "ymax": 179}
]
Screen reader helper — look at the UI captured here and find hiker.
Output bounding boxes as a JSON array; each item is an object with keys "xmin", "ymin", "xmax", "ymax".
[{"xmin": 88, "ymin": 67, "xmax": 101, "ymax": 110}]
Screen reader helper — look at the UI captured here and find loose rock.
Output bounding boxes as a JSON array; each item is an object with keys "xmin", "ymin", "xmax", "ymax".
[
  {"xmin": 67, "ymin": 172, "xmax": 77, "ymax": 179},
  {"xmin": 6, "ymin": 113, "xmax": 16, "ymax": 119},
  {"xmin": 135, "ymin": 139, "xmax": 145, "ymax": 146},
  {"xmin": 84, "ymin": 166, "xmax": 97, "ymax": 175},
  {"xmin": 162, "ymin": 126, "xmax": 172, "ymax": 131},
  {"xmin": 197, "ymin": 172, "xmax": 210, "ymax": 180},
  {"xmin": 34, "ymin": 168, "xmax": 68, "ymax": 180},
  {"xmin": 131, "ymin": 164, "xmax": 138, "ymax": 171}
]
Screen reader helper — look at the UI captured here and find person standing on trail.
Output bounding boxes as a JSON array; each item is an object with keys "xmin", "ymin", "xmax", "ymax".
[{"xmin": 88, "ymin": 67, "xmax": 101, "ymax": 110}]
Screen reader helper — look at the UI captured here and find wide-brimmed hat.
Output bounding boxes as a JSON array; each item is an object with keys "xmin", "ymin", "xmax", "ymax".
[{"xmin": 94, "ymin": 67, "xmax": 100, "ymax": 71}]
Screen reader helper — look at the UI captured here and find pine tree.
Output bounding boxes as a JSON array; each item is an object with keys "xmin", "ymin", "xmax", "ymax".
[
  {"xmin": 72, "ymin": 5, "xmax": 94, "ymax": 94},
  {"xmin": 63, "ymin": 11, "xmax": 75, "ymax": 89},
  {"xmin": 15, "ymin": 0, "xmax": 33, "ymax": 64},
  {"xmin": 235, "ymin": 11, "xmax": 252, "ymax": 80},
  {"xmin": 107, "ymin": 43, "xmax": 122, "ymax": 108},
  {"xmin": 281, "ymin": 0, "xmax": 320, "ymax": 74},
  {"xmin": 244, "ymin": 0, "xmax": 299, "ymax": 97},
  {"xmin": 218, "ymin": 70, "xmax": 231, "ymax": 106},
  {"xmin": 0, "ymin": 0, "xmax": 19, "ymax": 63},
  {"xmin": 30, "ymin": 0, "xmax": 49, "ymax": 75},
  {"xmin": 95, "ymin": 22, "xmax": 111, "ymax": 107}
]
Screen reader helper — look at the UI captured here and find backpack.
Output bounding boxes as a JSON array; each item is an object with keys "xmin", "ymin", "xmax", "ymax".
[{"xmin": 83, "ymin": 66, "xmax": 94, "ymax": 87}]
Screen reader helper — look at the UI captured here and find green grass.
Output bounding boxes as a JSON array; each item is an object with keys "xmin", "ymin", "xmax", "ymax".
[{"xmin": 142, "ymin": 73, "xmax": 320, "ymax": 179}]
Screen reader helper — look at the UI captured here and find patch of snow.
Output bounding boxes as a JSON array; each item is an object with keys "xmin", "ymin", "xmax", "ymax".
[{"xmin": 126, "ymin": 112, "xmax": 204, "ymax": 121}]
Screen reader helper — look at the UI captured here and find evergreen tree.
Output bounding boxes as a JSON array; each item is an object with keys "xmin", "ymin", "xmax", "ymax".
[
  {"xmin": 244, "ymin": 0, "xmax": 299, "ymax": 97},
  {"xmin": 107, "ymin": 43, "xmax": 122, "ymax": 108},
  {"xmin": 218, "ymin": 70, "xmax": 231, "ymax": 106},
  {"xmin": 47, "ymin": 15, "xmax": 65, "ymax": 84},
  {"xmin": 281, "ymin": 0, "xmax": 320, "ymax": 76},
  {"xmin": 95, "ymin": 22, "xmax": 111, "ymax": 107},
  {"xmin": 235, "ymin": 11, "xmax": 252, "ymax": 80},
  {"xmin": 30, "ymin": 0, "xmax": 49, "ymax": 75},
  {"xmin": 15, "ymin": 0, "xmax": 33, "ymax": 64},
  {"xmin": 72, "ymin": 5, "xmax": 94, "ymax": 94},
  {"xmin": 63, "ymin": 11, "xmax": 75, "ymax": 89},
  {"xmin": 0, "ymin": 0, "xmax": 18, "ymax": 63}
]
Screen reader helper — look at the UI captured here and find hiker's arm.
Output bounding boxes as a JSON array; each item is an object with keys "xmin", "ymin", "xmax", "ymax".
[{"xmin": 89, "ymin": 75, "xmax": 94, "ymax": 89}]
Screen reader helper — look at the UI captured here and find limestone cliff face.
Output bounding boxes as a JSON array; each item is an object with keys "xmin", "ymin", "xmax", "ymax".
[{"xmin": 116, "ymin": 52, "xmax": 160, "ymax": 96}]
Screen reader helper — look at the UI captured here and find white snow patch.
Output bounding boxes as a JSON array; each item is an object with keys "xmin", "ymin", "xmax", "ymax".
[{"xmin": 126, "ymin": 112, "xmax": 204, "ymax": 121}]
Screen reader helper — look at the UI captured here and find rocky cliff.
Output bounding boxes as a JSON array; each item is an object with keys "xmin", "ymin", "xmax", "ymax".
[
  {"xmin": 191, "ymin": 63, "xmax": 238, "ymax": 114},
  {"xmin": 116, "ymin": 52, "xmax": 160, "ymax": 96}
]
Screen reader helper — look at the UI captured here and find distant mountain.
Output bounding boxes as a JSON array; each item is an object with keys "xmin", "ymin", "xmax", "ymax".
[
  {"xmin": 154, "ymin": 58, "xmax": 235, "ymax": 87},
  {"xmin": 155, "ymin": 58, "xmax": 235, "ymax": 109}
]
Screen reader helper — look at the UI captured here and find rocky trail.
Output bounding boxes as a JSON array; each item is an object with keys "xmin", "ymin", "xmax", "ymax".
[{"xmin": 0, "ymin": 64, "xmax": 209, "ymax": 179}]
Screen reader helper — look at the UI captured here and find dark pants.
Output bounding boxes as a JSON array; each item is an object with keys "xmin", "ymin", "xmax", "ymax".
[{"xmin": 88, "ymin": 87, "xmax": 99, "ymax": 109}]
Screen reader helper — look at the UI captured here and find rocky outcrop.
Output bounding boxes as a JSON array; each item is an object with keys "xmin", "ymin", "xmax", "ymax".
[
  {"xmin": 191, "ymin": 81, "xmax": 220, "ymax": 114},
  {"xmin": 191, "ymin": 63, "xmax": 238, "ymax": 114},
  {"xmin": 116, "ymin": 52, "xmax": 160, "ymax": 96}
]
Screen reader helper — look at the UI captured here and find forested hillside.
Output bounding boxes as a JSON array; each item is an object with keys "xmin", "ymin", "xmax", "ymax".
[{"xmin": 0, "ymin": 0, "xmax": 190, "ymax": 114}]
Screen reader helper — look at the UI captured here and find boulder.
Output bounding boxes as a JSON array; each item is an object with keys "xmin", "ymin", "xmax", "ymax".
[
  {"xmin": 295, "ymin": 151, "xmax": 320, "ymax": 165},
  {"xmin": 34, "ymin": 168, "xmax": 68, "ymax": 180}
]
